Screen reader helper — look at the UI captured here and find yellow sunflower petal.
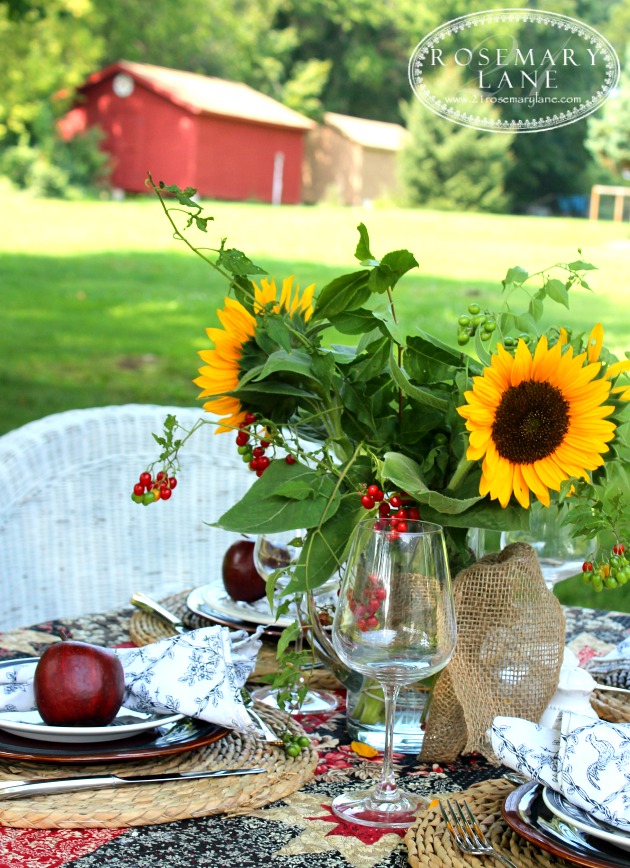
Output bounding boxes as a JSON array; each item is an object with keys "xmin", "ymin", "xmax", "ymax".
[
  {"xmin": 606, "ymin": 360, "xmax": 630, "ymax": 379},
  {"xmin": 587, "ymin": 323, "xmax": 604, "ymax": 362}
]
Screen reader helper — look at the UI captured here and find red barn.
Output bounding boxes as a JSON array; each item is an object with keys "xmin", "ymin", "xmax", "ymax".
[{"xmin": 60, "ymin": 61, "xmax": 315, "ymax": 203}]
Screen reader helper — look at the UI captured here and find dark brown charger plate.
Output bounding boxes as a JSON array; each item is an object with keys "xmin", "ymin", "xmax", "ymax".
[
  {"xmin": 503, "ymin": 782, "xmax": 630, "ymax": 868},
  {"xmin": 0, "ymin": 717, "xmax": 227, "ymax": 764}
]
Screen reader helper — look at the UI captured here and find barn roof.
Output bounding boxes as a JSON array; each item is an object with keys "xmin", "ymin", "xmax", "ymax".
[
  {"xmin": 324, "ymin": 112, "xmax": 409, "ymax": 151},
  {"xmin": 82, "ymin": 61, "xmax": 315, "ymax": 131}
]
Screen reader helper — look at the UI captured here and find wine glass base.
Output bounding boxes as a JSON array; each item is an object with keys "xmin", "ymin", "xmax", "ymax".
[
  {"xmin": 331, "ymin": 789, "xmax": 428, "ymax": 829},
  {"xmin": 251, "ymin": 685, "xmax": 338, "ymax": 715}
]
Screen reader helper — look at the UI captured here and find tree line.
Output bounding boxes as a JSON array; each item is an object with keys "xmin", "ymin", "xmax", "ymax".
[{"xmin": 0, "ymin": 0, "xmax": 628, "ymax": 209}]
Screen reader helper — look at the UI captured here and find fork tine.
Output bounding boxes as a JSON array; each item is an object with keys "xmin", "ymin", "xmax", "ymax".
[
  {"xmin": 445, "ymin": 799, "xmax": 471, "ymax": 849},
  {"xmin": 462, "ymin": 800, "xmax": 486, "ymax": 848},
  {"xmin": 452, "ymin": 800, "xmax": 478, "ymax": 849}
]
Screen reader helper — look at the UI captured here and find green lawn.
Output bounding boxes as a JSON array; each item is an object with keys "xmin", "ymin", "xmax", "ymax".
[{"xmin": 3, "ymin": 183, "xmax": 630, "ymax": 611}]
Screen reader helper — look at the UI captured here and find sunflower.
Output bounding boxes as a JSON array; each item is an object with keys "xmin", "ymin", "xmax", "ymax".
[
  {"xmin": 194, "ymin": 276, "xmax": 315, "ymax": 432},
  {"xmin": 457, "ymin": 335, "xmax": 616, "ymax": 509}
]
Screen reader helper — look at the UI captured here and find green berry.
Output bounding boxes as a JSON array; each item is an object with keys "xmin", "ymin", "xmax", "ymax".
[
  {"xmin": 458, "ymin": 315, "xmax": 471, "ymax": 326},
  {"xmin": 457, "ymin": 333, "xmax": 470, "ymax": 346},
  {"xmin": 286, "ymin": 743, "xmax": 301, "ymax": 757},
  {"xmin": 605, "ymin": 576, "xmax": 619, "ymax": 589},
  {"xmin": 480, "ymin": 330, "xmax": 491, "ymax": 341},
  {"xmin": 472, "ymin": 314, "xmax": 487, "ymax": 327},
  {"xmin": 468, "ymin": 303, "xmax": 481, "ymax": 315},
  {"xmin": 237, "ymin": 445, "xmax": 249, "ymax": 455},
  {"xmin": 131, "ymin": 493, "xmax": 144, "ymax": 503},
  {"xmin": 503, "ymin": 337, "xmax": 516, "ymax": 347},
  {"xmin": 484, "ymin": 320, "xmax": 496, "ymax": 332},
  {"xmin": 297, "ymin": 736, "xmax": 310, "ymax": 748},
  {"xmin": 281, "ymin": 731, "xmax": 293, "ymax": 744},
  {"xmin": 434, "ymin": 433, "xmax": 448, "ymax": 446},
  {"xmin": 592, "ymin": 577, "xmax": 604, "ymax": 592},
  {"xmin": 142, "ymin": 492, "xmax": 155, "ymax": 505}
]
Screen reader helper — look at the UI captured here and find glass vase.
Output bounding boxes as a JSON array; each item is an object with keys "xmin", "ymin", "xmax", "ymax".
[{"xmin": 346, "ymin": 674, "xmax": 437, "ymax": 754}]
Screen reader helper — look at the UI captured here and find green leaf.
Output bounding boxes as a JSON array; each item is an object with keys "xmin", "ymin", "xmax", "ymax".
[
  {"xmin": 311, "ymin": 352, "xmax": 336, "ymax": 391},
  {"xmin": 215, "ymin": 459, "xmax": 340, "ymax": 534},
  {"xmin": 389, "ymin": 347, "xmax": 449, "ymax": 412},
  {"xmin": 312, "ymin": 271, "xmax": 370, "ymax": 321},
  {"xmin": 329, "ymin": 308, "xmax": 378, "ymax": 335},
  {"xmin": 382, "ymin": 452, "xmax": 482, "ymax": 515},
  {"xmin": 529, "ymin": 297, "xmax": 544, "ymax": 322},
  {"xmin": 379, "ymin": 250, "xmax": 418, "ymax": 288},
  {"xmin": 367, "ymin": 250, "xmax": 418, "ymax": 294},
  {"xmin": 354, "ymin": 223, "xmax": 375, "ymax": 262},
  {"xmin": 276, "ymin": 621, "xmax": 301, "ymax": 657},
  {"xmin": 544, "ymin": 278, "xmax": 569, "ymax": 308},
  {"xmin": 234, "ymin": 382, "xmax": 317, "ymax": 399},
  {"xmin": 568, "ymin": 260, "xmax": 597, "ymax": 272},
  {"xmin": 421, "ymin": 499, "xmax": 530, "ymax": 532},
  {"xmin": 216, "ymin": 246, "xmax": 267, "ymax": 276},
  {"xmin": 253, "ymin": 350, "xmax": 317, "ymax": 382},
  {"xmin": 368, "ymin": 265, "xmax": 392, "ymax": 294},
  {"xmin": 502, "ymin": 266, "xmax": 528, "ymax": 288},
  {"xmin": 286, "ymin": 495, "xmax": 364, "ymax": 592},
  {"xmin": 263, "ymin": 316, "xmax": 293, "ymax": 353},
  {"xmin": 274, "ymin": 479, "xmax": 314, "ymax": 501},
  {"xmin": 473, "ymin": 329, "xmax": 492, "ymax": 366}
]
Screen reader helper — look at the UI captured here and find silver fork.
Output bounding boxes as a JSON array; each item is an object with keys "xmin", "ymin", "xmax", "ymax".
[{"xmin": 441, "ymin": 799, "xmax": 518, "ymax": 868}]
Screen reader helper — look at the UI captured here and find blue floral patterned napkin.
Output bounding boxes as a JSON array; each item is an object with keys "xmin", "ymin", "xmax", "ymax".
[
  {"xmin": 0, "ymin": 626, "xmax": 262, "ymax": 733},
  {"xmin": 491, "ymin": 712, "xmax": 630, "ymax": 832}
]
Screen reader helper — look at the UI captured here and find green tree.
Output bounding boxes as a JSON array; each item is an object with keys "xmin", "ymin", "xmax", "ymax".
[
  {"xmin": 587, "ymin": 51, "xmax": 630, "ymax": 177},
  {"xmin": 0, "ymin": 0, "xmax": 103, "ymax": 144},
  {"xmin": 399, "ymin": 69, "xmax": 513, "ymax": 213}
]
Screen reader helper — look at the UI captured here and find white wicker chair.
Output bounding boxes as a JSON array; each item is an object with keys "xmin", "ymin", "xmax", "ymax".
[{"xmin": 0, "ymin": 405, "xmax": 253, "ymax": 629}]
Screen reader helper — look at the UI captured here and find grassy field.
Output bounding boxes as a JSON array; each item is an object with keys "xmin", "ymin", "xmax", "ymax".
[{"xmin": 3, "ymin": 184, "xmax": 630, "ymax": 610}]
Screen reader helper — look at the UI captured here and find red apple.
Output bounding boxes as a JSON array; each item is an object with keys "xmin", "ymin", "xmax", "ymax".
[
  {"xmin": 222, "ymin": 539, "xmax": 267, "ymax": 603},
  {"xmin": 34, "ymin": 638, "xmax": 125, "ymax": 727}
]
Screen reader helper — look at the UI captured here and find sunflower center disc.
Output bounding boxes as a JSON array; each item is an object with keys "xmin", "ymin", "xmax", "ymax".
[{"xmin": 492, "ymin": 379, "xmax": 569, "ymax": 464}]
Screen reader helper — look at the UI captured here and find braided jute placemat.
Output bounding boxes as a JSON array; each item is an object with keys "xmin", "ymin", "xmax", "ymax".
[
  {"xmin": 405, "ymin": 778, "xmax": 575, "ymax": 867},
  {"xmin": 0, "ymin": 706, "xmax": 317, "ymax": 829},
  {"xmin": 591, "ymin": 688, "xmax": 630, "ymax": 723},
  {"xmin": 129, "ymin": 591, "xmax": 342, "ymax": 690}
]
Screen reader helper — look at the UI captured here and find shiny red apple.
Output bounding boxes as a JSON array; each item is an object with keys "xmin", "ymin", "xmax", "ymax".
[
  {"xmin": 34, "ymin": 638, "xmax": 125, "ymax": 727},
  {"xmin": 222, "ymin": 539, "xmax": 267, "ymax": 603}
]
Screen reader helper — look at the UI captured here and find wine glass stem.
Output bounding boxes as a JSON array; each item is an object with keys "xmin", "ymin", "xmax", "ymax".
[{"xmin": 376, "ymin": 682, "xmax": 401, "ymax": 799}]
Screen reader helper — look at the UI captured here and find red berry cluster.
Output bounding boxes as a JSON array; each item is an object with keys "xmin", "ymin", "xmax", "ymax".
[
  {"xmin": 235, "ymin": 412, "xmax": 272, "ymax": 478},
  {"xmin": 348, "ymin": 572, "xmax": 387, "ymax": 632},
  {"xmin": 235, "ymin": 411, "xmax": 297, "ymax": 475},
  {"xmin": 359, "ymin": 485, "xmax": 420, "ymax": 535},
  {"xmin": 131, "ymin": 471, "xmax": 177, "ymax": 506}
]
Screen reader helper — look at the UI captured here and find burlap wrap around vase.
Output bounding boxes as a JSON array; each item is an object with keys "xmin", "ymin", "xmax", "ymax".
[{"xmin": 419, "ymin": 542, "xmax": 565, "ymax": 762}]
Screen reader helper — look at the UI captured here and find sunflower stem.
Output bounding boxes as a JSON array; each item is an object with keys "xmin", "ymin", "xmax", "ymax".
[{"xmin": 446, "ymin": 454, "xmax": 474, "ymax": 493}]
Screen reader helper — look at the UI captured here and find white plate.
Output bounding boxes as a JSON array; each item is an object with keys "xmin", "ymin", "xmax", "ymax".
[
  {"xmin": 189, "ymin": 581, "xmax": 339, "ymax": 629},
  {"xmin": 543, "ymin": 787, "xmax": 630, "ymax": 853},
  {"xmin": 0, "ymin": 658, "xmax": 184, "ymax": 743},
  {"xmin": 192, "ymin": 583, "xmax": 296, "ymax": 628}
]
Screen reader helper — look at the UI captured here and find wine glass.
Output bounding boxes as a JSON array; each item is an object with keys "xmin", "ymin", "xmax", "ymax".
[
  {"xmin": 331, "ymin": 519, "xmax": 457, "ymax": 829},
  {"xmin": 251, "ymin": 530, "xmax": 338, "ymax": 714},
  {"xmin": 500, "ymin": 503, "xmax": 595, "ymax": 591}
]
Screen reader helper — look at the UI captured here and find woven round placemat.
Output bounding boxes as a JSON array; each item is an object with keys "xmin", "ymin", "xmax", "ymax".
[
  {"xmin": 405, "ymin": 778, "xmax": 575, "ymax": 867},
  {"xmin": 0, "ymin": 705, "xmax": 316, "ymax": 829},
  {"xmin": 129, "ymin": 591, "xmax": 342, "ymax": 690},
  {"xmin": 591, "ymin": 688, "xmax": 630, "ymax": 723}
]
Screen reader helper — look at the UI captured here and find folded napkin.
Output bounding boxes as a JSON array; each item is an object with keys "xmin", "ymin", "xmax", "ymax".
[
  {"xmin": 492, "ymin": 712, "xmax": 630, "ymax": 833},
  {"xmin": 539, "ymin": 648, "xmax": 599, "ymax": 727},
  {"xmin": 0, "ymin": 626, "xmax": 262, "ymax": 733}
]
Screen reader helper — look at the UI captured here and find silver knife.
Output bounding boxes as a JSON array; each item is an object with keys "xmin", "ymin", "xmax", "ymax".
[
  {"xmin": 0, "ymin": 767, "xmax": 267, "ymax": 800},
  {"xmin": 130, "ymin": 592, "xmax": 186, "ymax": 633}
]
